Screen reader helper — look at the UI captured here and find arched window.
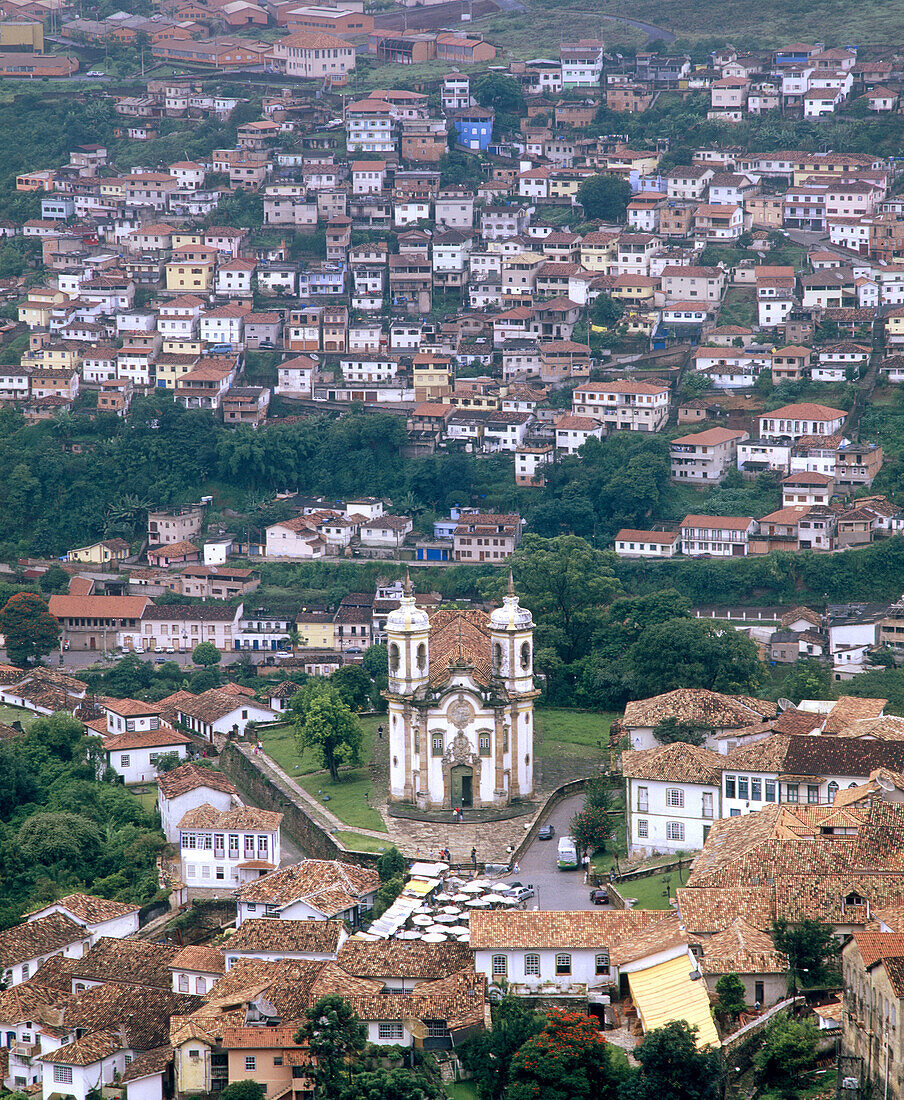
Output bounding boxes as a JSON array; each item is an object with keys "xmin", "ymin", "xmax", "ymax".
[
  {"xmin": 417, "ymin": 642, "xmax": 427, "ymax": 671},
  {"xmin": 389, "ymin": 643, "xmax": 399, "ymax": 673},
  {"xmin": 431, "ymin": 734, "xmax": 444, "ymax": 757},
  {"xmin": 520, "ymin": 641, "xmax": 531, "ymax": 670},
  {"xmin": 493, "ymin": 642, "xmax": 503, "ymax": 671},
  {"xmin": 492, "ymin": 955, "xmax": 507, "ymax": 976},
  {"xmin": 827, "ymin": 781, "xmax": 839, "ymax": 803},
  {"xmin": 524, "ymin": 954, "xmax": 540, "ymax": 976},
  {"xmin": 555, "ymin": 953, "xmax": 572, "ymax": 976}
]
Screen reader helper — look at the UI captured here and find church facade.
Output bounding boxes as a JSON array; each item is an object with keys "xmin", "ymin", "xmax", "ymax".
[{"xmin": 385, "ymin": 577, "xmax": 538, "ymax": 811}]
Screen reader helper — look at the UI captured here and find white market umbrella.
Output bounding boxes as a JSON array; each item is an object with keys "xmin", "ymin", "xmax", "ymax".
[
  {"xmin": 466, "ymin": 898, "xmax": 491, "ymax": 908},
  {"xmin": 483, "ymin": 894, "xmax": 509, "ymax": 904},
  {"xmin": 433, "ymin": 913, "xmax": 458, "ymax": 924},
  {"xmin": 414, "ymin": 906, "xmax": 433, "ymax": 914},
  {"xmin": 446, "ymin": 924, "xmax": 470, "ymax": 935},
  {"xmin": 457, "ymin": 910, "xmax": 470, "ymax": 920},
  {"xmin": 440, "ymin": 906, "xmax": 461, "ymax": 915},
  {"xmin": 461, "ymin": 882, "xmax": 485, "ymax": 894},
  {"xmin": 451, "ymin": 893, "xmax": 470, "ymax": 903},
  {"xmin": 421, "ymin": 932, "xmax": 447, "ymax": 943},
  {"xmin": 456, "ymin": 934, "xmax": 470, "ymax": 943},
  {"xmin": 425, "ymin": 923, "xmax": 449, "ymax": 934},
  {"xmin": 499, "ymin": 895, "xmax": 519, "ymax": 905},
  {"xmin": 398, "ymin": 930, "xmax": 422, "ymax": 939},
  {"xmin": 434, "ymin": 892, "xmax": 453, "ymax": 903},
  {"xmin": 412, "ymin": 915, "xmax": 433, "ymax": 927}
]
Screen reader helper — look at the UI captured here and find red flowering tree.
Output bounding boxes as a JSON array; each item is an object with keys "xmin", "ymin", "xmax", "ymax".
[
  {"xmin": 569, "ymin": 804, "xmax": 613, "ymax": 857},
  {"xmin": 505, "ymin": 1009, "xmax": 625, "ymax": 1100},
  {"xmin": 0, "ymin": 591, "xmax": 59, "ymax": 667}
]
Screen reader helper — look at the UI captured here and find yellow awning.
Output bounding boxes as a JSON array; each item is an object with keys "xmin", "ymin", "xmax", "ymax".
[
  {"xmin": 404, "ymin": 877, "xmax": 440, "ymax": 896},
  {"xmin": 627, "ymin": 954, "xmax": 719, "ymax": 1049}
]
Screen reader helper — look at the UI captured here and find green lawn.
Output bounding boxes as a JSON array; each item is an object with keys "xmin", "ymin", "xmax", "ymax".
[
  {"xmin": 334, "ymin": 830, "xmax": 393, "ymax": 853},
  {"xmin": 259, "ymin": 715, "xmax": 381, "ymax": 778},
  {"xmin": 534, "ymin": 708, "xmax": 615, "ymax": 789},
  {"xmin": 0, "ymin": 705, "xmax": 35, "ymax": 729},
  {"xmin": 130, "ymin": 787, "xmax": 160, "ymax": 815},
  {"xmin": 617, "ymin": 864, "xmax": 691, "ymax": 910},
  {"xmin": 298, "ymin": 769, "xmax": 387, "ymax": 832},
  {"xmin": 447, "ymin": 1083, "xmax": 479, "ymax": 1100}
]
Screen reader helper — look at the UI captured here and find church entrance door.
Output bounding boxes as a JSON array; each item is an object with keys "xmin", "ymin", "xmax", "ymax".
[{"xmin": 451, "ymin": 764, "xmax": 474, "ymax": 808}]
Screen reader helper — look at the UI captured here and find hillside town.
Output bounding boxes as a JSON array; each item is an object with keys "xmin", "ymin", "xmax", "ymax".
[{"xmin": 2, "ymin": 0, "xmax": 904, "ymax": 1096}]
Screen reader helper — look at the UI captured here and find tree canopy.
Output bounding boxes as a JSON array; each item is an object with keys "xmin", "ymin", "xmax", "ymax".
[
  {"xmin": 0, "ymin": 592, "xmax": 60, "ymax": 667},
  {"xmin": 290, "ymin": 684, "xmax": 363, "ymax": 782}
]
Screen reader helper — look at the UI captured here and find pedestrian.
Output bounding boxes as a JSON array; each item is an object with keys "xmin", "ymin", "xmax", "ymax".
[
  {"xmin": 377, "ymin": 725, "xmax": 383, "ymax": 739},
  {"xmin": 257, "ymin": 739, "xmax": 263, "ymax": 756},
  {"xmin": 512, "ymin": 861, "xmax": 520, "ymax": 875},
  {"xmin": 471, "ymin": 847, "xmax": 477, "ymax": 870}
]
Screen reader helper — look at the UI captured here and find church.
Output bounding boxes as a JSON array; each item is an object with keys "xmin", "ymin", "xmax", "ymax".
[{"xmin": 385, "ymin": 574, "xmax": 538, "ymax": 811}]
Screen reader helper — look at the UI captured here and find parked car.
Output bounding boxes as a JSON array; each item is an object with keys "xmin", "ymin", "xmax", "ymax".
[
  {"xmin": 538, "ymin": 824, "xmax": 555, "ymax": 840},
  {"xmin": 504, "ymin": 883, "xmax": 535, "ymax": 903},
  {"xmin": 589, "ymin": 888, "xmax": 609, "ymax": 905}
]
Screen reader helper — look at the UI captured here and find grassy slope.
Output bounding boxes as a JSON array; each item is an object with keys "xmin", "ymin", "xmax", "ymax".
[{"xmin": 527, "ymin": 0, "xmax": 904, "ymax": 42}]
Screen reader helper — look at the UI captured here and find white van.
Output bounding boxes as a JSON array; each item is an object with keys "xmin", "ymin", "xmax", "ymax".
[{"xmin": 557, "ymin": 835, "xmax": 578, "ymax": 870}]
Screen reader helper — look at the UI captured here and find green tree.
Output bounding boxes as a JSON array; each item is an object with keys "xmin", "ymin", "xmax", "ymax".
[
  {"xmin": 577, "ymin": 174, "xmax": 633, "ymax": 222},
  {"xmin": 219, "ymin": 1083, "xmax": 266, "ymax": 1100},
  {"xmin": 753, "ymin": 1015, "xmax": 818, "ymax": 1096},
  {"xmin": 505, "ymin": 1008, "xmax": 625, "ymax": 1100},
  {"xmin": 31, "ymin": 712, "xmax": 84, "ymax": 762},
  {"xmin": 336, "ymin": 1067, "xmax": 444, "ymax": 1100},
  {"xmin": 629, "ymin": 618, "xmax": 763, "ymax": 698},
  {"xmin": 330, "ymin": 664, "xmax": 372, "ymax": 712},
  {"xmin": 652, "ymin": 717, "xmax": 708, "ymax": 746},
  {"xmin": 294, "ymin": 995, "xmax": 367, "ymax": 1100},
  {"xmin": 771, "ymin": 918, "xmax": 838, "ymax": 987},
  {"xmin": 376, "ymin": 845, "xmax": 406, "ymax": 883},
  {"xmin": 291, "ymin": 686, "xmax": 362, "ymax": 782},
  {"xmin": 17, "ymin": 812, "xmax": 102, "ymax": 870},
  {"xmin": 154, "ymin": 751, "xmax": 184, "ymax": 773},
  {"xmin": 0, "ymin": 592, "xmax": 60, "ymax": 667},
  {"xmin": 624, "ymin": 1021, "xmax": 722, "ymax": 1100},
  {"xmin": 192, "ymin": 642, "xmax": 222, "ymax": 667},
  {"xmin": 370, "ymin": 873, "xmax": 404, "ymax": 920},
  {"xmin": 590, "ymin": 293, "xmax": 624, "ymax": 328},
  {"xmin": 473, "ymin": 72, "xmax": 524, "ymax": 116},
  {"xmin": 459, "ymin": 998, "xmax": 545, "ymax": 1100},
  {"xmin": 38, "ymin": 565, "xmax": 70, "ymax": 594},
  {"xmin": 715, "ymin": 973, "xmax": 747, "ymax": 1019}
]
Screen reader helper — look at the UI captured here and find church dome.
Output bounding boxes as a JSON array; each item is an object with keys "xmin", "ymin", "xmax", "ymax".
[
  {"xmin": 490, "ymin": 572, "xmax": 532, "ymax": 630},
  {"xmin": 386, "ymin": 575, "xmax": 430, "ymax": 633}
]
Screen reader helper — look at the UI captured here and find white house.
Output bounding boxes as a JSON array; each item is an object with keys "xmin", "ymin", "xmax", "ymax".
[
  {"xmin": 169, "ymin": 944, "xmax": 225, "ymax": 996},
  {"xmin": 623, "ymin": 742, "xmax": 723, "ymax": 855},
  {"xmin": 359, "ymin": 515, "xmax": 413, "ymax": 549},
  {"xmin": 178, "ymin": 805, "xmax": 283, "ymax": 889},
  {"xmin": 470, "ymin": 909, "xmax": 671, "ymax": 997},
  {"xmin": 103, "ymin": 728, "xmax": 191, "ymax": 784},
  {"xmin": 25, "ymin": 894, "xmax": 140, "ymax": 944},
  {"xmin": 156, "ymin": 761, "xmax": 242, "ymax": 845},
  {"xmin": 234, "ymin": 860, "xmax": 380, "ymax": 929},
  {"xmin": 613, "ymin": 529, "xmax": 680, "ymax": 558},
  {"xmin": 620, "ymin": 688, "xmax": 777, "ymax": 752},
  {"xmin": 265, "ymin": 517, "xmax": 326, "ymax": 558},
  {"xmin": 554, "ymin": 415, "xmax": 604, "ymax": 454},
  {"xmin": 222, "ymin": 918, "xmax": 347, "ymax": 967},
  {"xmin": 757, "ymin": 402, "xmax": 847, "ymax": 441},
  {"xmin": 679, "ymin": 514, "xmax": 756, "ymax": 556},
  {"xmin": 174, "ymin": 689, "xmax": 276, "ymax": 741},
  {"xmin": 0, "ymin": 913, "xmax": 91, "ymax": 987}
]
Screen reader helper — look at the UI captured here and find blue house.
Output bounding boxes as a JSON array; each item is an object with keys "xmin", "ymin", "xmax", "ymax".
[
  {"xmin": 416, "ymin": 542, "xmax": 452, "ymax": 562},
  {"xmin": 774, "ymin": 45, "xmax": 816, "ymax": 65},
  {"xmin": 452, "ymin": 107, "xmax": 494, "ymax": 151}
]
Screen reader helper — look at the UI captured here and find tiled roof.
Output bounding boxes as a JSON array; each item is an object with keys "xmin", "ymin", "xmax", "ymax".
[
  {"xmin": 104, "ymin": 727, "xmax": 191, "ymax": 751},
  {"xmin": 121, "ymin": 1045, "xmax": 173, "ymax": 1082},
  {"xmin": 235, "ymin": 860, "xmax": 380, "ymax": 917},
  {"xmin": 63, "ymin": 984, "xmax": 201, "ymax": 1051},
  {"xmin": 0, "ymin": 982, "xmax": 69, "ymax": 1026},
  {"xmin": 178, "ymin": 803, "xmax": 282, "ymax": 831},
  {"xmin": 698, "ymin": 917, "xmax": 787, "ymax": 975},
  {"xmin": 0, "ymin": 913, "xmax": 87, "ymax": 967},
  {"xmin": 760, "ymin": 402, "xmax": 846, "ymax": 420},
  {"xmin": 622, "ymin": 742, "xmax": 723, "ymax": 785},
  {"xmin": 725, "ymin": 733, "xmax": 904, "ymax": 778},
  {"xmin": 27, "ymin": 894, "xmax": 140, "ymax": 924},
  {"xmin": 676, "ymin": 885, "xmax": 776, "ymax": 933},
  {"xmin": 853, "ymin": 931, "xmax": 904, "ymax": 968},
  {"xmin": 69, "ymin": 938, "xmax": 181, "ymax": 989},
  {"xmin": 176, "ymin": 688, "xmax": 271, "ymax": 725},
  {"xmin": 469, "ymin": 909, "xmax": 665, "ymax": 950},
  {"xmin": 41, "ymin": 1028, "xmax": 121, "ymax": 1066},
  {"xmin": 428, "ymin": 609, "xmax": 493, "ymax": 687},
  {"xmin": 337, "ymin": 940, "xmax": 472, "ymax": 979},
  {"xmin": 623, "ymin": 689, "xmax": 775, "ymax": 730},
  {"xmin": 226, "ymin": 918, "xmax": 344, "ymax": 955},
  {"xmin": 823, "ymin": 695, "xmax": 888, "ymax": 733},
  {"xmin": 606, "ymin": 914, "xmax": 689, "ymax": 967},
  {"xmin": 170, "ymin": 945, "xmax": 225, "ymax": 974},
  {"xmin": 157, "ymin": 762, "xmax": 239, "ymax": 800}
]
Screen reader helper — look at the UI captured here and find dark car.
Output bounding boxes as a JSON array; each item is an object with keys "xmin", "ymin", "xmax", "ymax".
[
  {"xmin": 538, "ymin": 824, "xmax": 555, "ymax": 840},
  {"xmin": 589, "ymin": 888, "xmax": 609, "ymax": 905}
]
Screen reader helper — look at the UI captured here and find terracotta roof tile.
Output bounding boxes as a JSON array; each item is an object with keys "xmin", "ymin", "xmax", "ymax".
[
  {"xmin": 235, "ymin": 860, "xmax": 380, "ymax": 918},
  {"xmin": 0, "ymin": 914, "xmax": 88, "ymax": 968},
  {"xmin": 337, "ymin": 940, "xmax": 472, "ymax": 979},
  {"xmin": 622, "ymin": 742, "xmax": 723, "ymax": 785},
  {"xmin": 226, "ymin": 918, "xmax": 344, "ymax": 956},
  {"xmin": 623, "ymin": 689, "xmax": 776, "ymax": 731},
  {"xmin": 157, "ymin": 763, "xmax": 239, "ymax": 800},
  {"xmin": 469, "ymin": 909, "xmax": 665, "ymax": 950},
  {"xmin": 26, "ymin": 894, "xmax": 139, "ymax": 924}
]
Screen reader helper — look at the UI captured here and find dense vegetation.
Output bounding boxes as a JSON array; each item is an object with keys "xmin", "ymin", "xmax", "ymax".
[{"xmin": 0, "ymin": 713, "xmax": 166, "ymax": 928}]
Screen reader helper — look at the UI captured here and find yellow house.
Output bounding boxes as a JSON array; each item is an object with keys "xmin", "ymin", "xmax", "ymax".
[
  {"xmin": 156, "ymin": 354, "xmax": 201, "ymax": 388},
  {"xmin": 886, "ymin": 309, "xmax": 904, "ymax": 344},
  {"xmin": 98, "ymin": 178, "xmax": 126, "ymax": 202},
  {"xmin": 600, "ymin": 147, "xmax": 661, "ymax": 178},
  {"xmin": 66, "ymin": 538, "xmax": 130, "ymax": 564},
  {"xmin": 22, "ymin": 343, "xmax": 83, "ymax": 370},
  {"xmin": 296, "ymin": 612, "xmax": 335, "ymax": 649},
  {"xmin": 580, "ymin": 231, "xmax": 617, "ymax": 272},
  {"xmin": 413, "ymin": 354, "xmax": 452, "ymax": 399},
  {"xmin": 162, "ymin": 338, "xmax": 204, "ymax": 357},
  {"xmin": 165, "ymin": 246, "xmax": 218, "ymax": 292},
  {"xmin": 18, "ymin": 299, "xmax": 54, "ymax": 327},
  {"xmin": 611, "ymin": 274, "xmax": 657, "ymax": 305},
  {"xmin": 171, "ymin": 232, "xmax": 204, "ymax": 249}
]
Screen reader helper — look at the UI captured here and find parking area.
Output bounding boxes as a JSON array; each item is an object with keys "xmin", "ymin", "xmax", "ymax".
[{"xmin": 517, "ymin": 793, "xmax": 603, "ymax": 911}]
